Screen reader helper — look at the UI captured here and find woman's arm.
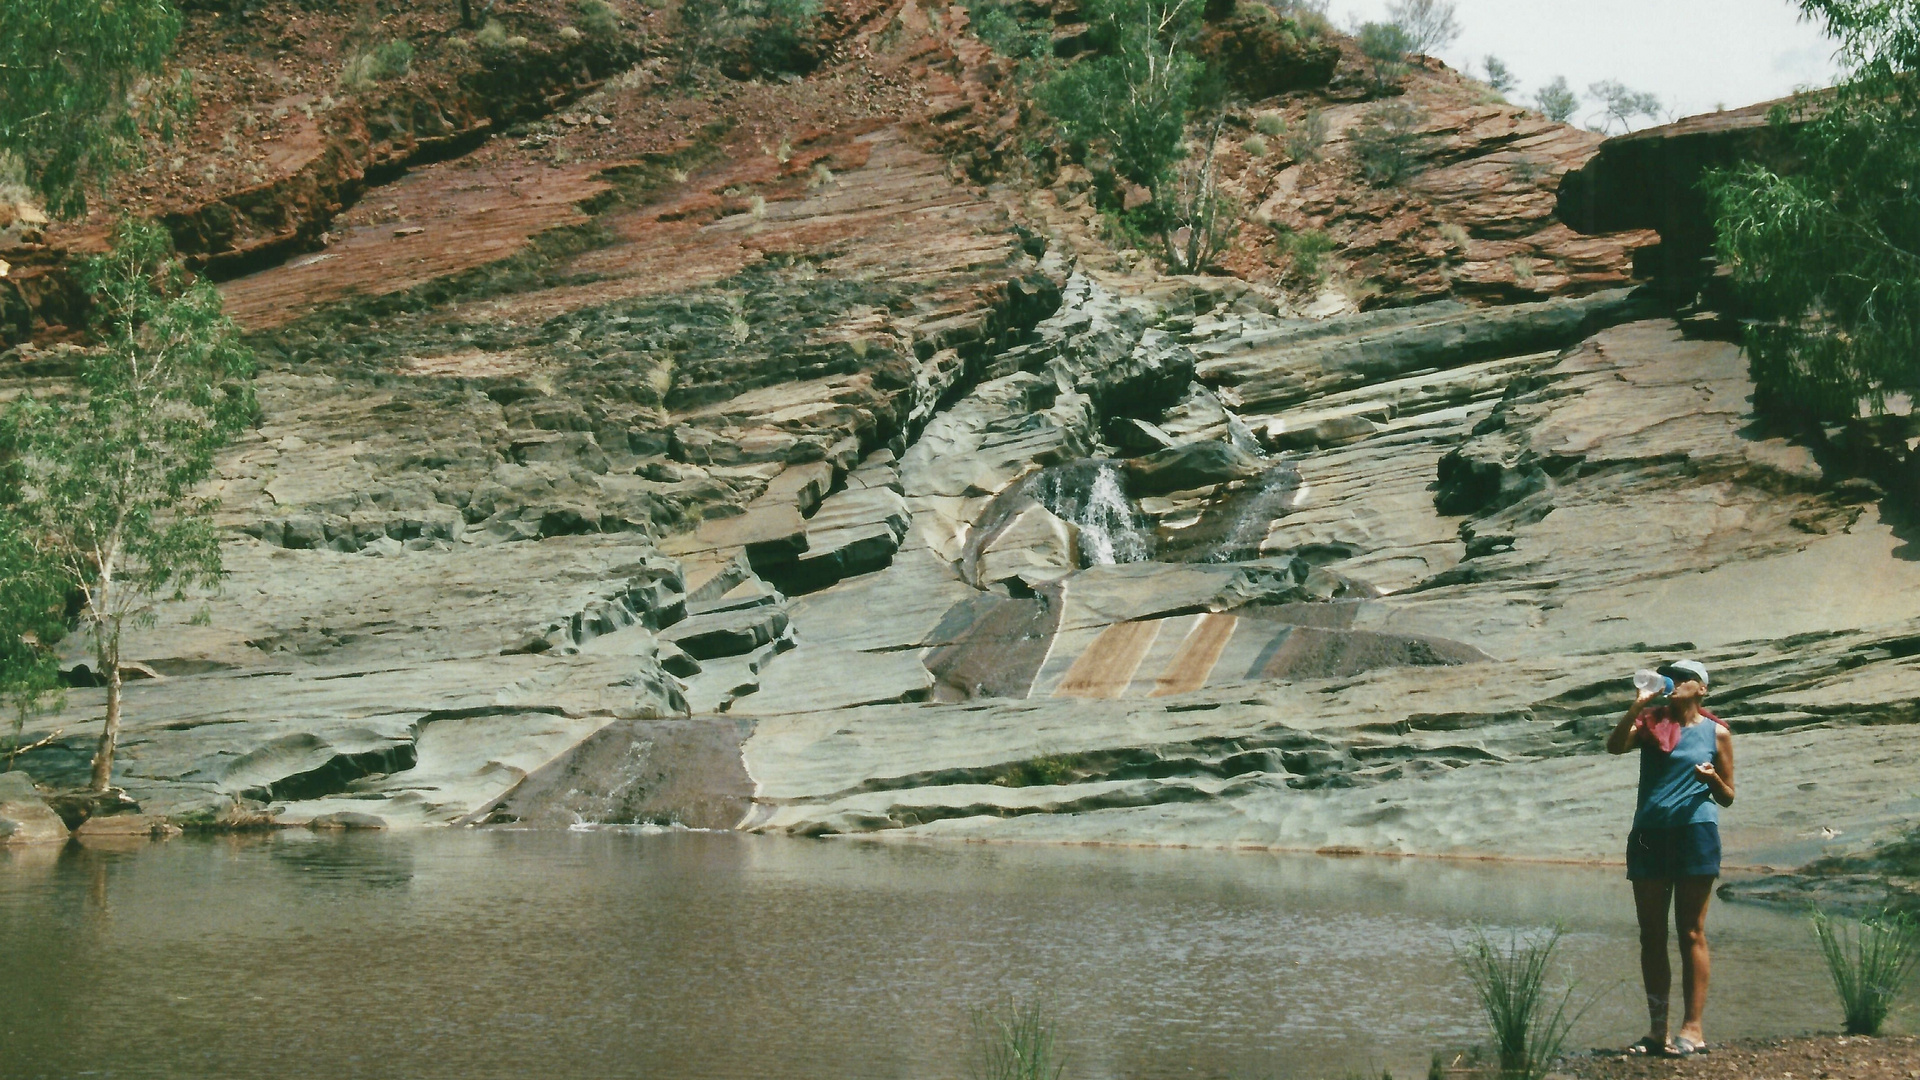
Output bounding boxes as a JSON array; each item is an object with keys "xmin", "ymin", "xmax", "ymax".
[
  {"xmin": 1694, "ymin": 727, "xmax": 1735, "ymax": 806},
  {"xmin": 1605, "ymin": 692, "xmax": 1655, "ymax": 754}
]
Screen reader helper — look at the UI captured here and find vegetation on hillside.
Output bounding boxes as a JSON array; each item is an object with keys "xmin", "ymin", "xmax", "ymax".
[
  {"xmin": 0, "ymin": 0, "xmax": 191, "ymax": 218},
  {"xmin": 1707, "ymin": 0, "xmax": 1920, "ymax": 420}
]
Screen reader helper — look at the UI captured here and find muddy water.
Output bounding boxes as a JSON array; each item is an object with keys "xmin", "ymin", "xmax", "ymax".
[{"xmin": 0, "ymin": 832, "xmax": 1855, "ymax": 1080}]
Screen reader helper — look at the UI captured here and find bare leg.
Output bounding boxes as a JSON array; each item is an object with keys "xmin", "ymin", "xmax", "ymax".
[
  {"xmin": 1633, "ymin": 879, "xmax": 1674, "ymax": 1044},
  {"xmin": 1673, "ymin": 876, "xmax": 1714, "ymax": 1043}
]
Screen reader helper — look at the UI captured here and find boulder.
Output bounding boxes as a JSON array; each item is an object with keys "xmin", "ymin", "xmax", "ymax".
[
  {"xmin": 307, "ymin": 811, "xmax": 388, "ymax": 831},
  {"xmin": 692, "ymin": 504, "xmax": 809, "ymax": 569},
  {"xmin": 0, "ymin": 772, "xmax": 68, "ymax": 847},
  {"xmin": 1125, "ymin": 440, "xmax": 1266, "ymax": 496},
  {"xmin": 975, "ymin": 504, "xmax": 1080, "ymax": 587},
  {"xmin": 1557, "ymin": 94, "xmax": 1814, "ymax": 285}
]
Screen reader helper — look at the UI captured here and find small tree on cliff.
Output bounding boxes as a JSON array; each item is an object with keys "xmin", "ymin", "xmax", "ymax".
[
  {"xmin": 1533, "ymin": 76, "xmax": 1578, "ymax": 123},
  {"xmin": 1040, "ymin": 0, "xmax": 1205, "ymax": 196},
  {"xmin": 0, "ymin": 221, "xmax": 254, "ymax": 792},
  {"xmin": 0, "ymin": 0, "xmax": 190, "ymax": 218},
  {"xmin": 1707, "ymin": 0, "xmax": 1920, "ymax": 419}
]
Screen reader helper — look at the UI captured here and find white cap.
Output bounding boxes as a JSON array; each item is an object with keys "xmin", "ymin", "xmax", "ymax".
[{"xmin": 1665, "ymin": 659, "xmax": 1709, "ymax": 687}]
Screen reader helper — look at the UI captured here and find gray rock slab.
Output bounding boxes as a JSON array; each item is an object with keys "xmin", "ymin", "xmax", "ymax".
[
  {"xmin": 787, "ymin": 548, "xmax": 977, "ymax": 653},
  {"xmin": 660, "ymin": 604, "xmax": 791, "ymax": 660},
  {"xmin": 729, "ymin": 646, "xmax": 934, "ymax": 716}
]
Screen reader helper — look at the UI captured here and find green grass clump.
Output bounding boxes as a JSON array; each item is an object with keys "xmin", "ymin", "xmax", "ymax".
[
  {"xmin": 1456, "ymin": 926, "xmax": 1588, "ymax": 1080},
  {"xmin": 340, "ymin": 39, "xmax": 413, "ymax": 91},
  {"xmin": 1242, "ymin": 134, "xmax": 1270, "ymax": 158},
  {"xmin": 1812, "ymin": 906, "xmax": 1920, "ymax": 1036},
  {"xmin": 1286, "ymin": 109, "xmax": 1328, "ymax": 162},
  {"xmin": 573, "ymin": 0, "xmax": 620, "ymax": 40},
  {"xmin": 1273, "ymin": 224, "xmax": 1336, "ymax": 287},
  {"xmin": 1349, "ymin": 102, "xmax": 1432, "ymax": 187},
  {"xmin": 1252, "ymin": 112, "xmax": 1287, "ymax": 139},
  {"xmin": 967, "ymin": 997, "xmax": 1068, "ymax": 1080}
]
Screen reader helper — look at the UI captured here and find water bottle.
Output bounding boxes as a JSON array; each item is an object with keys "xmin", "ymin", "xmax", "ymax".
[{"xmin": 1633, "ymin": 670, "xmax": 1673, "ymax": 697}]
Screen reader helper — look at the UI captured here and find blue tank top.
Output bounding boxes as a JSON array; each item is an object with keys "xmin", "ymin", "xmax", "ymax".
[{"xmin": 1635, "ymin": 717, "xmax": 1720, "ymax": 829}]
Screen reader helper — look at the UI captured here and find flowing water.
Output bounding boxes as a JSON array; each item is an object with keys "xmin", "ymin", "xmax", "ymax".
[
  {"xmin": 1026, "ymin": 460, "xmax": 1155, "ymax": 565},
  {"xmin": 0, "ymin": 831, "xmax": 1864, "ymax": 1080}
]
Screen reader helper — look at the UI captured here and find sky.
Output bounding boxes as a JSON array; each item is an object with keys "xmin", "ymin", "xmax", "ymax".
[{"xmin": 1319, "ymin": 0, "xmax": 1844, "ymax": 129}]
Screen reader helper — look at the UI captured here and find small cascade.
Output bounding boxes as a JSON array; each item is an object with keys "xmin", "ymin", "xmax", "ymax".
[
  {"xmin": 1204, "ymin": 462, "xmax": 1301, "ymax": 563},
  {"xmin": 1152, "ymin": 461, "xmax": 1302, "ymax": 564},
  {"xmin": 1024, "ymin": 460, "xmax": 1154, "ymax": 565}
]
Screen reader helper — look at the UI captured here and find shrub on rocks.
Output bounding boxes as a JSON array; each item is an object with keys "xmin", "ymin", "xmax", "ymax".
[{"xmin": 1350, "ymin": 102, "xmax": 1434, "ymax": 187}]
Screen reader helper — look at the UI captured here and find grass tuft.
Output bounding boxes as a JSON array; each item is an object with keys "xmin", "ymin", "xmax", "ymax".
[
  {"xmin": 340, "ymin": 39, "xmax": 414, "ymax": 91},
  {"xmin": 1456, "ymin": 926, "xmax": 1589, "ymax": 1080},
  {"xmin": 967, "ymin": 996, "xmax": 1068, "ymax": 1080},
  {"xmin": 1811, "ymin": 905, "xmax": 1920, "ymax": 1036}
]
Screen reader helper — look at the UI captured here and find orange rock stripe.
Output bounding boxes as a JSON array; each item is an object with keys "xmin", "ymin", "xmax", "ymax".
[
  {"xmin": 1052, "ymin": 620, "xmax": 1162, "ymax": 700},
  {"xmin": 1149, "ymin": 613, "xmax": 1239, "ymax": 698}
]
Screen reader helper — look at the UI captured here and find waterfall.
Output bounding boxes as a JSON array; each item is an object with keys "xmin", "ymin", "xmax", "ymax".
[
  {"xmin": 1025, "ymin": 460, "xmax": 1154, "ymax": 566},
  {"xmin": 1205, "ymin": 463, "xmax": 1300, "ymax": 563}
]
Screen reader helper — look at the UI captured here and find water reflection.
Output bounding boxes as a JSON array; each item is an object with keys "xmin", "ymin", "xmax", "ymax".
[{"xmin": 0, "ymin": 833, "xmax": 1850, "ymax": 1080}]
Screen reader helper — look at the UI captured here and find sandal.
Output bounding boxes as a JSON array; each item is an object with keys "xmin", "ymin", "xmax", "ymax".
[
  {"xmin": 1672, "ymin": 1036, "xmax": 1711, "ymax": 1057},
  {"xmin": 1625, "ymin": 1036, "xmax": 1677, "ymax": 1057}
]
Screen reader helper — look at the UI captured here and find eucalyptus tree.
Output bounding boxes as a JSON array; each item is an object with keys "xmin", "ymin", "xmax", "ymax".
[
  {"xmin": 1708, "ymin": 0, "xmax": 1920, "ymax": 419},
  {"xmin": 0, "ymin": 0, "xmax": 188, "ymax": 219},
  {"xmin": 1533, "ymin": 77, "xmax": 1578, "ymax": 124},
  {"xmin": 0, "ymin": 222, "xmax": 255, "ymax": 792}
]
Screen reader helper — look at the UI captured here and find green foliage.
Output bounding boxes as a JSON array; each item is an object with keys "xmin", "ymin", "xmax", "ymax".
[
  {"xmin": 1456, "ymin": 927, "xmax": 1589, "ymax": 1080},
  {"xmin": 1286, "ymin": 108, "xmax": 1329, "ymax": 161},
  {"xmin": 992, "ymin": 754, "xmax": 1083, "ymax": 786},
  {"xmin": 1038, "ymin": 0, "xmax": 1206, "ymax": 192},
  {"xmin": 1586, "ymin": 80, "xmax": 1661, "ymax": 134},
  {"xmin": 0, "ymin": 0, "xmax": 188, "ymax": 218},
  {"xmin": 1242, "ymin": 134, "xmax": 1269, "ymax": 158},
  {"xmin": 967, "ymin": 997, "xmax": 1068, "ymax": 1080},
  {"xmin": 1482, "ymin": 55, "xmax": 1517, "ymax": 94},
  {"xmin": 1811, "ymin": 906, "xmax": 1920, "ymax": 1035},
  {"xmin": 0, "ymin": 515, "xmax": 65, "ymax": 753},
  {"xmin": 1273, "ymin": 223, "xmax": 1335, "ymax": 287},
  {"xmin": 1252, "ymin": 112, "xmax": 1287, "ymax": 139},
  {"xmin": 574, "ymin": 0, "xmax": 622, "ymax": 40},
  {"xmin": 1356, "ymin": 21, "xmax": 1417, "ymax": 85},
  {"xmin": 1349, "ymin": 102, "xmax": 1432, "ymax": 187},
  {"xmin": 1386, "ymin": 0, "xmax": 1459, "ymax": 55},
  {"xmin": 340, "ymin": 40, "xmax": 415, "ymax": 91},
  {"xmin": 0, "ymin": 220, "xmax": 255, "ymax": 790},
  {"xmin": 969, "ymin": 1, "xmax": 1054, "ymax": 59},
  {"xmin": 1705, "ymin": 0, "xmax": 1920, "ymax": 420},
  {"xmin": 1532, "ymin": 76, "xmax": 1577, "ymax": 124},
  {"xmin": 1427, "ymin": 1052, "xmax": 1447, "ymax": 1080},
  {"xmin": 677, "ymin": 0, "xmax": 823, "ymax": 80}
]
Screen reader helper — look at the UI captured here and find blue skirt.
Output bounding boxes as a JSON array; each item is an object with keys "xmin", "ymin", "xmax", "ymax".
[{"xmin": 1626, "ymin": 822, "xmax": 1722, "ymax": 880}]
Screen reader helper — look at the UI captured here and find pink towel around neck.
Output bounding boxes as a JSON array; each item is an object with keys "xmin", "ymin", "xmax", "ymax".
[{"xmin": 1635, "ymin": 704, "xmax": 1728, "ymax": 753}]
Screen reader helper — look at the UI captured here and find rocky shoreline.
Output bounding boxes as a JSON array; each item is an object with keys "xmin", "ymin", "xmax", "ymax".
[{"xmin": 1567, "ymin": 1034, "xmax": 1920, "ymax": 1080}]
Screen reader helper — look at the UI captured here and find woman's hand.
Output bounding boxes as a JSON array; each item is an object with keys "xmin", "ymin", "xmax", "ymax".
[{"xmin": 1695, "ymin": 760, "xmax": 1734, "ymax": 806}]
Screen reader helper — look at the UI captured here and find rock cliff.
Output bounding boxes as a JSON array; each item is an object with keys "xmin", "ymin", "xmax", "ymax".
[{"xmin": 2, "ymin": 1, "xmax": 1913, "ymax": 877}]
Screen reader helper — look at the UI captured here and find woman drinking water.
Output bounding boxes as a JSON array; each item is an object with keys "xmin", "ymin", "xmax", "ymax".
[{"xmin": 1605, "ymin": 659, "xmax": 1735, "ymax": 1058}]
